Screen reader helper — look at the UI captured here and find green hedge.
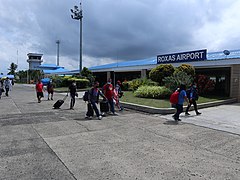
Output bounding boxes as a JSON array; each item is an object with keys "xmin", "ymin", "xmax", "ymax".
[
  {"xmin": 128, "ymin": 78, "xmax": 158, "ymax": 91},
  {"xmin": 134, "ymin": 86, "xmax": 172, "ymax": 99},
  {"xmin": 51, "ymin": 76, "xmax": 90, "ymax": 88},
  {"xmin": 68, "ymin": 78, "xmax": 90, "ymax": 88}
]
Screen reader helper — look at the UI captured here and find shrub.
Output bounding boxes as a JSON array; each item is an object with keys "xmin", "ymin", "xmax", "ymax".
[
  {"xmin": 149, "ymin": 64, "xmax": 175, "ymax": 85},
  {"xmin": 128, "ymin": 78, "xmax": 158, "ymax": 91},
  {"xmin": 163, "ymin": 71, "xmax": 193, "ymax": 91},
  {"xmin": 68, "ymin": 77, "xmax": 90, "ymax": 88},
  {"xmin": 196, "ymin": 74, "xmax": 215, "ymax": 95},
  {"xmin": 51, "ymin": 76, "xmax": 90, "ymax": 88},
  {"xmin": 134, "ymin": 86, "xmax": 172, "ymax": 99},
  {"xmin": 52, "ymin": 76, "xmax": 66, "ymax": 88},
  {"xmin": 174, "ymin": 64, "xmax": 195, "ymax": 78},
  {"xmin": 122, "ymin": 81, "xmax": 129, "ymax": 91}
]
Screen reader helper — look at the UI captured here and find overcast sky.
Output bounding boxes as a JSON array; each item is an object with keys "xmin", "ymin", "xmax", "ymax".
[{"xmin": 1, "ymin": 0, "xmax": 240, "ymax": 74}]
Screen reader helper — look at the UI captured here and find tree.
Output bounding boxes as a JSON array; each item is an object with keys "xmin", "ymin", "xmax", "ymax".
[
  {"xmin": 174, "ymin": 64, "xmax": 195, "ymax": 78},
  {"xmin": 81, "ymin": 67, "xmax": 92, "ymax": 77},
  {"xmin": 80, "ymin": 67, "xmax": 95, "ymax": 85},
  {"xmin": 16, "ymin": 70, "xmax": 28, "ymax": 83},
  {"xmin": 8, "ymin": 62, "xmax": 18, "ymax": 75},
  {"xmin": 28, "ymin": 70, "xmax": 43, "ymax": 83},
  {"xmin": 149, "ymin": 64, "xmax": 175, "ymax": 85},
  {"xmin": 163, "ymin": 71, "xmax": 193, "ymax": 91}
]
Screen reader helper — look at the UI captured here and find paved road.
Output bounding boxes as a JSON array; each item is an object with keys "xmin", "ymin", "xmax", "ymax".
[{"xmin": 0, "ymin": 84, "xmax": 239, "ymax": 179}]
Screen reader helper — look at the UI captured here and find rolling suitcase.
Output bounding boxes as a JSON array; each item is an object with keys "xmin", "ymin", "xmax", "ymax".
[
  {"xmin": 86, "ymin": 103, "xmax": 94, "ymax": 117},
  {"xmin": 100, "ymin": 100, "xmax": 109, "ymax": 113},
  {"xmin": 53, "ymin": 94, "xmax": 68, "ymax": 109}
]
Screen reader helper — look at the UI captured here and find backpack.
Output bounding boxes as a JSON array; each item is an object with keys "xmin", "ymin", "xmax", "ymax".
[
  {"xmin": 83, "ymin": 88, "xmax": 99, "ymax": 102},
  {"xmin": 83, "ymin": 91, "xmax": 89, "ymax": 101},
  {"xmin": 170, "ymin": 91, "xmax": 180, "ymax": 104}
]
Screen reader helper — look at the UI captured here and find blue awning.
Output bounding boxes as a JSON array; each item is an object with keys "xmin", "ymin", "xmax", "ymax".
[{"xmin": 43, "ymin": 68, "xmax": 69, "ymax": 74}]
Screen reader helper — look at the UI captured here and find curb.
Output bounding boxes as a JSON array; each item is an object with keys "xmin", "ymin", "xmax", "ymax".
[{"xmin": 120, "ymin": 98, "xmax": 237, "ymax": 115}]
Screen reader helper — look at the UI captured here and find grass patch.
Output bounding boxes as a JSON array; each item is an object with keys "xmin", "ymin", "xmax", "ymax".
[
  {"xmin": 55, "ymin": 87, "xmax": 90, "ymax": 92},
  {"xmin": 121, "ymin": 91, "xmax": 229, "ymax": 108}
]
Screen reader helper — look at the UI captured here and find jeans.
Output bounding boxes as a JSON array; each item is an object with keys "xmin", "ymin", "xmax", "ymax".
[
  {"xmin": 5, "ymin": 88, "xmax": 9, "ymax": 96},
  {"xmin": 90, "ymin": 100, "xmax": 100, "ymax": 117},
  {"xmin": 174, "ymin": 104, "xmax": 183, "ymax": 120},
  {"xmin": 70, "ymin": 93, "xmax": 75, "ymax": 108},
  {"xmin": 186, "ymin": 99, "xmax": 199, "ymax": 114},
  {"xmin": 107, "ymin": 98, "xmax": 115, "ymax": 113}
]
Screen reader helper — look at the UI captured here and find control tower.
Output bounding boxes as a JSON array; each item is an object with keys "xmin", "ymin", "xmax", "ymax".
[{"xmin": 27, "ymin": 53, "xmax": 43, "ymax": 70}]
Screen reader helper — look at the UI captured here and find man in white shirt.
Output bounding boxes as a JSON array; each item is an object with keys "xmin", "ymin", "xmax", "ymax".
[{"xmin": 4, "ymin": 77, "xmax": 12, "ymax": 96}]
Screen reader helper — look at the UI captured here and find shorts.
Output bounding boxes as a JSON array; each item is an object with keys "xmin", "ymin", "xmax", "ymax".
[{"xmin": 37, "ymin": 92, "xmax": 44, "ymax": 98}]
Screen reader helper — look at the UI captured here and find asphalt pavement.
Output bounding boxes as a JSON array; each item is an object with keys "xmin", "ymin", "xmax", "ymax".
[{"xmin": 0, "ymin": 84, "xmax": 239, "ymax": 180}]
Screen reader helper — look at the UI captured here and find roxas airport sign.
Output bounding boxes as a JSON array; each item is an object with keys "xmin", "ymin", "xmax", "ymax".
[{"xmin": 157, "ymin": 49, "xmax": 207, "ymax": 64}]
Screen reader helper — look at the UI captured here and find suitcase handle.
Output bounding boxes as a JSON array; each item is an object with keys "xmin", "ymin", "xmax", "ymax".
[{"xmin": 63, "ymin": 94, "xmax": 68, "ymax": 101}]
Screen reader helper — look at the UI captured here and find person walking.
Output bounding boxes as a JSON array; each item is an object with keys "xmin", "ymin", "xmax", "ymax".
[
  {"xmin": 69, "ymin": 80, "xmax": 77, "ymax": 110},
  {"xmin": 47, "ymin": 80, "xmax": 54, "ymax": 100},
  {"xmin": 0, "ymin": 79, "xmax": 4, "ymax": 99},
  {"xmin": 173, "ymin": 84, "xmax": 190, "ymax": 121},
  {"xmin": 103, "ymin": 78, "xmax": 117, "ymax": 115},
  {"xmin": 4, "ymin": 77, "xmax": 12, "ymax": 97},
  {"xmin": 114, "ymin": 80, "xmax": 124, "ymax": 111},
  {"xmin": 86, "ymin": 81, "xmax": 105, "ymax": 120},
  {"xmin": 36, "ymin": 79, "xmax": 44, "ymax": 103},
  {"xmin": 185, "ymin": 83, "xmax": 201, "ymax": 115}
]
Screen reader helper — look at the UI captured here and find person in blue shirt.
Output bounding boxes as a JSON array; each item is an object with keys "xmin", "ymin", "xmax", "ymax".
[
  {"xmin": 86, "ymin": 81, "xmax": 106, "ymax": 120},
  {"xmin": 185, "ymin": 83, "xmax": 201, "ymax": 116},
  {"xmin": 173, "ymin": 84, "xmax": 190, "ymax": 121}
]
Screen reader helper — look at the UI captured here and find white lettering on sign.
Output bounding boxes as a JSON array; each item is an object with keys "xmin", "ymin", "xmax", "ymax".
[{"xmin": 157, "ymin": 50, "xmax": 206, "ymax": 64}]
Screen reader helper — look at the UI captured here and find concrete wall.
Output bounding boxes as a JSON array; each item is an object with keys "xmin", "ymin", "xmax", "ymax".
[{"xmin": 230, "ymin": 65, "xmax": 240, "ymax": 102}]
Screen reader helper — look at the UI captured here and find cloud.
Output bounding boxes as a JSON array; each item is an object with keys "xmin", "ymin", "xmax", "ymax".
[{"xmin": 0, "ymin": 0, "xmax": 239, "ymax": 74}]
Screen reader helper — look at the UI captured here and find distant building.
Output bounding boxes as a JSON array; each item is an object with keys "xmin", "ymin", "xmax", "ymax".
[
  {"xmin": 38, "ymin": 64, "xmax": 69, "ymax": 76},
  {"xmin": 26, "ymin": 53, "xmax": 68, "ymax": 75},
  {"xmin": 27, "ymin": 53, "xmax": 43, "ymax": 70}
]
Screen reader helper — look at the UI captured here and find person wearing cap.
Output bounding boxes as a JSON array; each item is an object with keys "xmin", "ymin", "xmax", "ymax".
[{"xmin": 86, "ymin": 81, "xmax": 105, "ymax": 120}]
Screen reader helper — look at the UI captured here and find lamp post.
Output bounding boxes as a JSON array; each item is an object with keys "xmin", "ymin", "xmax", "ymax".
[
  {"xmin": 71, "ymin": 3, "xmax": 83, "ymax": 75},
  {"xmin": 56, "ymin": 40, "xmax": 60, "ymax": 66}
]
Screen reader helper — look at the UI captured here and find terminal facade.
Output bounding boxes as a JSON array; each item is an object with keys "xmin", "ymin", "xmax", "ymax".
[{"xmin": 89, "ymin": 49, "xmax": 240, "ymax": 102}]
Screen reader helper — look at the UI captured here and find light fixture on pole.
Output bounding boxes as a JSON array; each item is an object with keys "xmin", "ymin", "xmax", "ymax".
[{"xmin": 70, "ymin": 3, "xmax": 83, "ymax": 75}]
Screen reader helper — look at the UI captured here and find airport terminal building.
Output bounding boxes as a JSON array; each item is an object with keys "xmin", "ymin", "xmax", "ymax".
[{"xmin": 88, "ymin": 49, "xmax": 240, "ymax": 102}]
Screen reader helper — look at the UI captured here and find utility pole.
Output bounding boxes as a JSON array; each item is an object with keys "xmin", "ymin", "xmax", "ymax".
[{"xmin": 56, "ymin": 40, "xmax": 60, "ymax": 66}]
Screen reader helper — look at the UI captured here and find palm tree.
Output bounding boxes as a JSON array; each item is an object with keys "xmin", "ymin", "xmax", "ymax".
[{"xmin": 8, "ymin": 62, "xmax": 18, "ymax": 75}]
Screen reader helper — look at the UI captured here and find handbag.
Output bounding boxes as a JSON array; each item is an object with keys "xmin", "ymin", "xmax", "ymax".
[{"xmin": 1, "ymin": 88, "xmax": 4, "ymax": 92}]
